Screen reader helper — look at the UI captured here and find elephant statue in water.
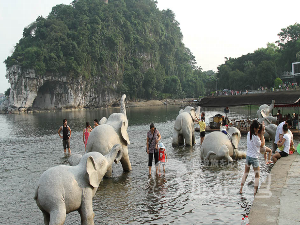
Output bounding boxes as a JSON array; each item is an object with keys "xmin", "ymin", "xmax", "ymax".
[
  {"xmin": 86, "ymin": 94, "xmax": 131, "ymax": 177},
  {"xmin": 257, "ymin": 100, "xmax": 277, "ymax": 125},
  {"xmin": 172, "ymin": 106, "xmax": 198, "ymax": 146},
  {"xmin": 201, "ymin": 127, "xmax": 246, "ymax": 163},
  {"xmin": 34, "ymin": 144, "xmax": 123, "ymax": 225}
]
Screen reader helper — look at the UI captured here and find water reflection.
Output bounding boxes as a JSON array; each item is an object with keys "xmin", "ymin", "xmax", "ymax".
[{"xmin": 0, "ymin": 106, "xmax": 271, "ymax": 224}]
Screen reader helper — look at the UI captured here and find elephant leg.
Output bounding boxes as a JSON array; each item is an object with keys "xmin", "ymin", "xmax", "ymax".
[
  {"xmin": 178, "ymin": 134, "xmax": 184, "ymax": 146},
  {"xmin": 79, "ymin": 190, "xmax": 95, "ymax": 225},
  {"xmin": 192, "ymin": 133, "xmax": 195, "ymax": 145},
  {"xmin": 185, "ymin": 133, "xmax": 193, "ymax": 146},
  {"xmin": 224, "ymin": 155, "xmax": 233, "ymax": 162},
  {"xmin": 42, "ymin": 210, "xmax": 50, "ymax": 225},
  {"xmin": 49, "ymin": 207, "xmax": 66, "ymax": 225},
  {"xmin": 120, "ymin": 155, "xmax": 132, "ymax": 172},
  {"xmin": 222, "ymin": 149, "xmax": 233, "ymax": 162},
  {"xmin": 172, "ymin": 132, "xmax": 179, "ymax": 146},
  {"xmin": 105, "ymin": 165, "xmax": 113, "ymax": 177}
]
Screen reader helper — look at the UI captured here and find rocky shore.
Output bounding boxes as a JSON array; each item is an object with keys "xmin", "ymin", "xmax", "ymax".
[{"xmin": 0, "ymin": 98, "xmax": 195, "ymax": 114}]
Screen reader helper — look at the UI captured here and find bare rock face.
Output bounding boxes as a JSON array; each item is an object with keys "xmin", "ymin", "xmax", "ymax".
[{"xmin": 5, "ymin": 65, "xmax": 118, "ymax": 113}]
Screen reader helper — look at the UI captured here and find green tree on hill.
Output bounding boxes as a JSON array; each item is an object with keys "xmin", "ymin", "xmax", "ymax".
[
  {"xmin": 216, "ymin": 23, "xmax": 300, "ymax": 91},
  {"xmin": 5, "ymin": 0, "xmax": 205, "ymax": 100}
]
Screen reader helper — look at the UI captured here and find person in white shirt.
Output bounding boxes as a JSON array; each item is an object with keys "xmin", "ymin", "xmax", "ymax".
[
  {"xmin": 274, "ymin": 120, "xmax": 292, "ymax": 151},
  {"xmin": 272, "ymin": 124, "xmax": 291, "ymax": 163},
  {"xmin": 240, "ymin": 120, "xmax": 264, "ymax": 196}
]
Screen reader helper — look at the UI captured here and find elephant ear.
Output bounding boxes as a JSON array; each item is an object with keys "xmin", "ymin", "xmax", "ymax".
[
  {"xmin": 86, "ymin": 156, "xmax": 99, "ymax": 188},
  {"xmin": 120, "ymin": 121, "xmax": 130, "ymax": 145}
]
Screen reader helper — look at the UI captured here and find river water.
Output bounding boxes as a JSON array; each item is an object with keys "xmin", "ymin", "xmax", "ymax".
[{"xmin": 0, "ymin": 105, "xmax": 275, "ymax": 224}]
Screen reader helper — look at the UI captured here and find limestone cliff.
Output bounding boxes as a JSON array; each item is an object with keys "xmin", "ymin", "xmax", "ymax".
[{"xmin": 5, "ymin": 65, "xmax": 119, "ymax": 112}]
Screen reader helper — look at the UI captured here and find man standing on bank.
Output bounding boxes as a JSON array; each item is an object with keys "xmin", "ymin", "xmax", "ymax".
[{"xmin": 58, "ymin": 119, "xmax": 72, "ymax": 156}]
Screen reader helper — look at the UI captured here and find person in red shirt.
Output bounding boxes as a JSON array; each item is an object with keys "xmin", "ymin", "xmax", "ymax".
[{"xmin": 158, "ymin": 142, "xmax": 167, "ymax": 174}]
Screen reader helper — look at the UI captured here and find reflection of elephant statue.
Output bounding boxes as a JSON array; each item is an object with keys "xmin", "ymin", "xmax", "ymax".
[
  {"xmin": 86, "ymin": 94, "xmax": 131, "ymax": 177},
  {"xmin": 172, "ymin": 106, "xmax": 198, "ymax": 146},
  {"xmin": 201, "ymin": 127, "xmax": 246, "ymax": 162},
  {"xmin": 257, "ymin": 100, "xmax": 277, "ymax": 125},
  {"xmin": 34, "ymin": 144, "xmax": 123, "ymax": 225}
]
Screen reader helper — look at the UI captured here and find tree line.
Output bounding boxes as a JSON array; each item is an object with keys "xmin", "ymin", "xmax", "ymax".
[{"xmin": 214, "ymin": 23, "xmax": 300, "ymax": 93}]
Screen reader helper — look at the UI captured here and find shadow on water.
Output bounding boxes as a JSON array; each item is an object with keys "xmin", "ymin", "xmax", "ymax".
[{"xmin": 0, "ymin": 106, "xmax": 277, "ymax": 224}]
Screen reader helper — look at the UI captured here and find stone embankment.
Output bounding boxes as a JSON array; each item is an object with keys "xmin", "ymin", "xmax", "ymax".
[{"xmin": 249, "ymin": 152, "xmax": 300, "ymax": 224}]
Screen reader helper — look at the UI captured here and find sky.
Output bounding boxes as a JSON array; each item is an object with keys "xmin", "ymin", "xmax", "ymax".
[{"xmin": 1, "ymin": 0, "xmax": 300, "ymax": 93}]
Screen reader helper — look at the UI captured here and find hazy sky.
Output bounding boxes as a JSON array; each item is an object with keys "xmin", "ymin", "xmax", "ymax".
[{"xmin": 1, "ymin": 0, "xmax": 299, "ymax": 93}]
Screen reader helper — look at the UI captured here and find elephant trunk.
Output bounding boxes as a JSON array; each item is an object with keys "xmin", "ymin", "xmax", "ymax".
[
  {"xmin": 236, "ymin": 150, "xmax": 246, "ymax": 159},
  {"xmin": 105, "ymin": 144, "xmax": 123, "ymax": 167},
  {"xmin": 120, "ymin": 94, "xmax": 126, "ymax": 116},
  {"xmin": 269, "ymin": 100, "xmax": 275, "ymax": 112}
]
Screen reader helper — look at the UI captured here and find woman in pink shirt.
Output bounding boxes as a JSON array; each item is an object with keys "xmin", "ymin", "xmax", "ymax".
[{"xmin": 83, "ymin": 122, "xmax": 92, "ymax": 151}]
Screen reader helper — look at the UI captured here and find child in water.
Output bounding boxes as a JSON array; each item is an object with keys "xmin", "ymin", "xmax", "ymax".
[
  {"xmin": 199, "ymin": 117, "xmax": 206, "ymax": 145},
  {"xmin": 158, "ymin": 142, "xmax": 167, "ymax": 174}
]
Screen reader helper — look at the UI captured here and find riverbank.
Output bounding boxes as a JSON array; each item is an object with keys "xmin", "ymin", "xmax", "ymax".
[
  {"xmin": 0, "ymin": 98, "xmax": 195, "ymax": 114},
  {"xmin": 249, "ymin": 152, "xmax": 300, "ymax": 224}
]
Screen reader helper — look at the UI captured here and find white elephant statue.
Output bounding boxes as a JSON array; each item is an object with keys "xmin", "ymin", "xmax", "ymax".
[
  {"xmin": 257, "ymin": 100, "xmax": 277, "ymax": 125},
  {"xmin": 172, "ymin": 106, "xmax": 198, "ymax": 146},
  {"xmin": 34, "ymin": 144, "xmax": 123, "ymax": 225},
  {"xmin": 86, "ymin": 94, "xmax": 131, "ymax": 177},
  {"xmin": 201, "ymin": 127, "xmax": 246, "ymax": 163}
]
